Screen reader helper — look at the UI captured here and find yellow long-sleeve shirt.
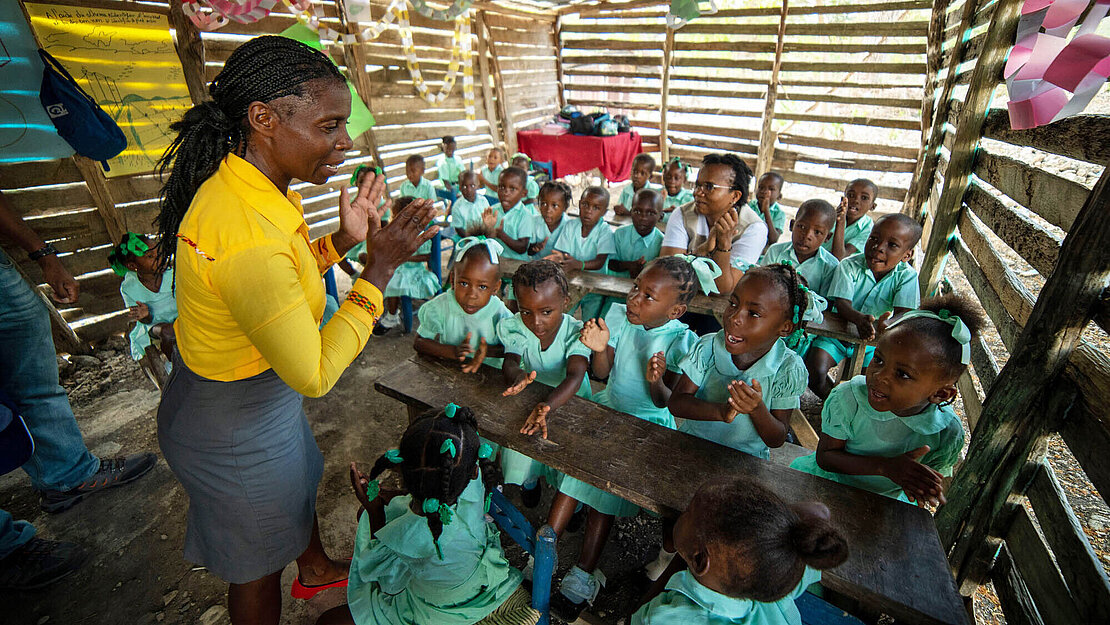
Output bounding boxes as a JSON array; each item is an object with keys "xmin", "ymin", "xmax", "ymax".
[{"xmin": 173, "ymin": 154, "xmax": 382, "ymax": 397}]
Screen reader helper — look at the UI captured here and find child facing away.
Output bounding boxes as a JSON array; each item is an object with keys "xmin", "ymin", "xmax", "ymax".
[
  {"xmin": 531, "ymin": 180, "xmax": 574, "ymax": 259},
  {"xmin": 660, "ymin": 157, "xmax": 694, "ymax": 226},
  {"xmin": 449, "ymin": 170, "xmax": 492, "ymax": 240},
  {"xmin": 758, "ymin": 199, "xmax": 840, "ymax": 299},
  {"xmin": 609, "ymin": 188, "xmax": 665, "ymax": 279},
  {"xmin": 548, "ymin": 186, "xmax": 616, "ymax": 320},
  {"xmin": 669, "ymin": 264, "xmax": 819, "ymax": 461},
  {"xmin": 823, "ymin": 179, "xmax": 878, "ymax": 260},
  {"xmin": 497, "ymin": 260, "xmax": 592, "ymax": 505},
  {"xmin": 480, "ymin": 147, "xmax": 506, "ymax": 203},
  {"xmin": 750, "ymin": 172, "xmax": 786, "ymax": 248},
  {"xmin": 511, "ymin": 153, "xmax": 541, "ymax": 203},
  {"xmin": 544, "ymin": 257, "xmax": 709, "ymax": 613},
  {"xmin": 434, "ymin": 135, "xmax": 465, "ymax": 204},
  {"xmin": 109, "ymin": 232, "xmax": 177, "ymax": 362},
  {"xmin": 375, "ymin": 197, "xmax": 442, "ymax": 335},
  {"xmin": 614, "ymin": 153, "xmax": 661, "ymax": 216},
  {"xmin": 414, "ymin": 236, "xmax": 512, "ymax": 371},
  {"xmin": 492, "ymin": 167, "xmax": 546, "ymax": 261},
  {"xmin": 632, "ymin": 477, "xmax": 849, "ymax": 625},
  {"xmin": 805, "ymin": 213, "xmax": 923, "ymax": 399},
  {"xmin": 317, "ymin": 405, "xmax": 539, "ymax": 625},
  {"xmin": 791, "ymin": 295, "xmax": 984, "ymax": 506},
  {"xmin": 400, "ymin": 154, "xmax": 438, "ymax": 203}
]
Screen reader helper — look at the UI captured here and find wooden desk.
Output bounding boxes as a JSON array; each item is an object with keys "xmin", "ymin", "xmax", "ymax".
[{"xmin": 375, "ymin": 356, "xmax": 966, "ymax": 625}]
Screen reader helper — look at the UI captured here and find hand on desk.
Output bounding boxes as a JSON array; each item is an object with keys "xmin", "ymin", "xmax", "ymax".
[
  {"xmin": 881, "ymin": 446, "xmax": 946, "ymax": 506},
  {"xmin": 579, "ymin": 318, "xmax": 610, "ymax": 352},
  {"xmin": 874, "ymin": 311, "xmax": 894, "ymax": 337},
  {"xmin": 503, "ymin": 370, "xmax": 537, "ymax": 396},
  {"xmin": 520, "ymin": 402, "xmax": 551, "ymax": 439},
  {"xmin": 854, "ymin": 315, "xmax": 877, "ymax": 341},
  {"xmin": 645, "ymin": 351, "xmax": 666, "ymax": 383}
]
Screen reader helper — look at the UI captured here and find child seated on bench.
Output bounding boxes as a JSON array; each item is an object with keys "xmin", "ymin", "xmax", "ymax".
[
  {"xmin": 511, "ymin": 153, "xmax": 541, "ymax": 203},
  {"xmin": 375, "ymin": 197, "xmax": 441, "ymax": 335},
  {"xmin": 758, "ymin": 199, "xmax": 839, "ymax": 300},
  {"xmin": 492, "ymin": 167, "xmax": 545, "ymax": 261},
  {"xmin": 804, "ymin": 214, "xmax": 922, "ymax": 398},
  {"xmin": 435, "ymin": 136, "xmax": 464, "ymax": 205},
  {"xmin": 661, "ymin": 158, "xmax": 694, "ymax": 226},
  {"xmin": 614, "ymin": 153, "xmax": 661, "ymax": 217},
  {"xmin": 399, "ymin": 154, "xmax": 437, "ymax": 203},
  {"xmin": 449, "ymin": 171, "xmax": 491, "ymax": 240},
  {"xmin": 632, "ymin": 476, "xmax": 848, "ymax": 625},
  {"xmin": 791, "ymin": 295, "xmax": 983, "ymax": 506},
  {"xmin": 609, "ymin": 188, "xmax": 665, "ymax": 279},
  {"xmin": 532, "ymin": 180, "xmax": 573, "ymax": 259},
  {"xmin": 549, "ymin": 186, "xmax": 615, "ymax": 320},
  {"xmin": 108, "ymin": 232, "xmax": 177, "ymax": 363},
  {"xmin": 414, "ymin": 236, "xmax": 511, "ymax": 371},
  {"xmin": 497, "ymin": 260, "xmax": 592, "ymax": 505},
  {"xmin": 480, "ymin": 147, "xmax": 506, "ymax": 204},
  {"xmin": 750, "ymin": 171, "xmax": 786, "ymax": 248},
  {"xmin": 318, "ymin": 404, "xmax": 538, "ymax": 625},
  {"xmin": 545, "ymin": 256, "xmax": 706, "ymax": 613},
  {"xmin": 824, "ymin": 179, "xmax": 878, "ymax": 260}
]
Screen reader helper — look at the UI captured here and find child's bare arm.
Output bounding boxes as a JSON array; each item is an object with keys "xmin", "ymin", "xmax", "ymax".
[
  {"xmin": 495, "ymin": 228, "xmax": 530, "ymax": 254},
  {"xmin": 545, "ymin": 354, "xmax": 589, "ymax": 414},
  {"xmin": 667, "ymin": 374, "xmax": 731, "ymax": 422},
  {"xmin": 834, "ymin": 298, "xmax": 876, "ymax": 341},
  {"xmin": 759, "ymin": 198, "xmax": 781, "ymax": 247},
  {"xmin": 726, "ymin": 380, "xmax": 788, "ymax": 448},
  {"xmin": 815, "ymin": 435, "xmax": 945, "ymax": 504},
  {"xmin": 582, "ymin": 253, "xmax": 608, "ymax": 271},
  {"xmin": 413, "ymin": 333, "xmax": 473, "ymax": 362},
  {"xmin": 831, "ymin": 198, "xmax": 848, "ymax": 260}
]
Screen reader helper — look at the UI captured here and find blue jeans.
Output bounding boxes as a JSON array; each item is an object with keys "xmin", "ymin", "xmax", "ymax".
[{"xmin": 0, "ymin": 247, "xmax": 99, "ymax": 556}]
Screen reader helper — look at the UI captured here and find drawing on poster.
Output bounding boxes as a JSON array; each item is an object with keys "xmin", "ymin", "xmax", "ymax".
[{"xmin": 24, "ymin": 3, "xmax": 193, "ymax": 177}]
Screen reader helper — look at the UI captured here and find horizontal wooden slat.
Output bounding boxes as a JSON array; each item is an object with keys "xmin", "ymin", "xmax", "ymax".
[
  {"xmin": 951, "ymin": 234, "xmax": 1021, "ymax": 349},
  {"xmin": 957, "ymin": 209, "xmax": 1036, "ymax": 333},
  {"xmin": 970, "ymin": 331, "xmax": 1000, "ymax": 390},
  {"xmin": 635, "ymin": 120, "xmax": 762, "ymax": 142},
  {"xmin": 981, "ymin": 109, "xmax": 1110, "ymax": 165},
  {"xmin": 563, "ymin": 67, "xmax": 923, "ymax": 89},
  {"xmin": 965, "ymin": 182, "xmax": 1061, "ymax": 277},
  {"xmin": 782, "ymin": 170, "xmax": 908, "ymax": 200},
  {"xmin": 1005, "ymin": 505, "xmax": 1084, "ymax": 625},
  {"xmin": 777, "ymin": 133, "xmax": 920, "ymax": 160},
  {"xmin": 1026, "ymin": 463, "xmax": 1110, "ymax": 622},
  {"xmin": 576, "ymin": 0, "xmax": 930, "ymax": 17},
  {"xmin": 564, "ymin": 21, "xmax": 929, "ymax": 36},
  {"xmin": 0, "ymin": 159, "xmax": 83, "ymax": 189},
  {"xmin": 792, "ymin": 152, "xmax": 918, "ymax": 173},
  {"xmin": 1057, "ymin": 401, "xmax": 1110, "ymax": 505},
  {"xmin": 565, "ymin": 82, "xmax": 922, "ymax": 109},
  {"xmin": 73, "ymin": 310, "xmax": 130, "ymax": 344},
  {"xmin": 974, "ymin": 151, "xmax": 1090, "ymax": 231}
]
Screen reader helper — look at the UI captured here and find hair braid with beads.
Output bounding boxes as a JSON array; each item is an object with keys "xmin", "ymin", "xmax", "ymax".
[
  {"xmin": 154, "ymin": 35, "xmax": 345, "ymax": 270},
  {"xmin": 645, "ymin": 256, "xmax": 699, "ymax": 305},
  {"xmin": 745, "ymin": 263, "xmax": 810, "ymax": 346},
  {"xmin": 538, "ymin": 180, "xmax": 573, "ymax": 209}
]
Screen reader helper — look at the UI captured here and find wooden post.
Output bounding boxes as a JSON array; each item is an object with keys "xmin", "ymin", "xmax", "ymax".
[
  {"xmin": 475, "ymin": 11, "xmax": 504, "ymax": 148},
  {"xmin": 916, "ymin": 0, "xmax": 1022, "ymax": 297},
  {"xmin": 936, "ymin": 167, "xmax": 1110, "ymax": 592},
  {"xmin": 902, "ymin": 0, "xmax": 978, "ymax": 221},
  {"xmin": 335, "ymin": 0, "xmax": 384, "ymax": 169},
  {"xmin": 167, "ymin": 1, "xmax": 207, "ymax": 105},
  {"xmin": 554, "ymin": 15, "xmax": 566, "ymax": 110},
  {"xmin": 7, "ymin": 254, "xmax": 91, "ymax": 355},
  {"xmin": 478, "ymin": 13, "xmax": 517, "ymax": 154},
  {"xmin": 755, "ymin": 0, "xmax": 788, "ymax": 180},
  {"xmin": 659, "ymin": 26, "xmax": 674, "ymax": 163},
  {"xmin": 72, "ymin": 155, "xmax": 126, "ymax": 242}
]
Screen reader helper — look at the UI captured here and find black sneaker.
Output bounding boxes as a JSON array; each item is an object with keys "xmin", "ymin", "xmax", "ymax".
[
  {"xmin": 39, "ymin": 452, "xmax": 158, "ymax": 513},
  {"xmin": 520, "ymin": 484, "xmax": 542, "ymax": 509},
  {"xmin": 0, "ymin": 538, "xmax": 87, "ymax": 590}
]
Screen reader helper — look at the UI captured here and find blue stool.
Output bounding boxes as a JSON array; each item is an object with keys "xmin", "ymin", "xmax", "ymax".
[
  {"xmin": 796, "ymin": 591, "xmax": 866, "ymax": 625},
  {"xmin": 488, "ymin": 488, "xmax": 556, "ymax": 625},
  {"xmin": 531, "ymin": 159, "xmax": 555, "ymax": 180}
]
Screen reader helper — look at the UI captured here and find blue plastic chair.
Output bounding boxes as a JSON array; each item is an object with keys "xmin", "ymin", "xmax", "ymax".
[
  {"xmin": 324, "ymin": 267, "xmax": 338, "ymax": 301},
  {"xmin": 531, "ymin": 159, "xmax": 555, "ymax": 180},
  {"xmin": 796, "ymin": 591, "xmax": 866, "ymax": 625},
  {"xmin": 488, "ymin": 488, "xmax": 556, "ymax": 625}
]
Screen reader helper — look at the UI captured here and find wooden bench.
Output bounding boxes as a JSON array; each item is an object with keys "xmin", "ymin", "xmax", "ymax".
[{"xmin": 374, "ymin": 355, "xmax": 967, "ymax": 625}]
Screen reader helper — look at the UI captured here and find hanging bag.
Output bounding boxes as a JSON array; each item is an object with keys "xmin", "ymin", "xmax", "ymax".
[{"xmin": 38, "ymin": 48, "xmax": 127, "ymax": 171}]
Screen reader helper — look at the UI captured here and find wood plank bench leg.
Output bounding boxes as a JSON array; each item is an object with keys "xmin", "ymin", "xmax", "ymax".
[
  {"xmin": 838, "ymin": 344, "xmax": 867, "ymax": 383},
  {"xmin": 790, "ymin": 409, "xmax": 820, "ymax": 451}
]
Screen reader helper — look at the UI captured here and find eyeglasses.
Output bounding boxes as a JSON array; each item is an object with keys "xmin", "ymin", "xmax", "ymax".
[{"xmin": 693, "ymin": 181, "xmax": 736, "ymax": 193}]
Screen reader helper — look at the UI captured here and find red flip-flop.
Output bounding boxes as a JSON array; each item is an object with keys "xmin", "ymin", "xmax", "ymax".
[{"xmin": 291, "ymin": 574, "xmax": 349, "ymax": 600}]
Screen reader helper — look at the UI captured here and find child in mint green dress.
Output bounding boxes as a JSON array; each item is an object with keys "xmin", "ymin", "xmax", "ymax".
[
  {"xmin": 661, "ymin": 158, "xmax": 694, "ymax": 227},
  {"xmin": 823, "ymin": 179, "xmax": 877, "ymax": 260},
  {"xmin": 480, "ymin": 147, "xmax": 505, "ymax": 204},
  {"xmin": 449, "ymin": 171, "xmax": 492, "ymax": 240},
  {"xmin": 758, "ymin": 199, "xmax": 839, "ymax": 299},
  {"xmin": 613, "ymin": 153, "xmax": 660, "ymax": 216},
  {"xmin": 414, "ymin": 237, "xmax": 512, "ymax": 371},
  {"xmin": 609, "ymin": 188, "xmax": 665, "ymax": 279},
  {"xmin": 109, "ymin": 233, "xmax": 177, "ymax": 362},
  {"xmin": 497, "ymin": 261, "xmax": 591, "ymax": 498},
  {"xmin": 750, "ymin": 171, "xmax": 786, "ymax": 247},
  {"xmin": 792, "ymin": 295, "xmax": 982, "ymax": 506},
  {"xmin": 511, "ymin": 153, "xmax": 541, "ymax": 202},
  {"xmin": 493, "ymin": 167, "xmax": 546, "ymax": 261},
  {"xmin": 632, "ymin": 477, "xmax": 848, "ymax": 625},
  {"xmin": 376, "ymin": 197, "xmax": 442, "ymax": 333},
  {"xmin": 669, "ymin": 265, "xmax": 819, "ymax": 460},
  {"xmin": 551, "ymin": 186, "xmax": 615, "ymax": 320},
  {"xmin": 324, "ymin": 404, "xmax": 538, "ymax": 625},
  {"xmin": 532, "ymin": 180, "xmax": 573, "ymax": 259}
]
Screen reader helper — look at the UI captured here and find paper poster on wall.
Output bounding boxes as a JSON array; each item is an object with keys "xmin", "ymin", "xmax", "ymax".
[
  {"xmin": 0, "ymin": 2, "xmax": 74, "ymax": 163},
  {"xmin": 24, "ymin": 2, "xmax": 193, "ymax": 177}
]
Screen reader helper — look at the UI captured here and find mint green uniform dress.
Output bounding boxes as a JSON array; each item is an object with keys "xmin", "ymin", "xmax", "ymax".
[
  {"xmin": 417, "ymin": 290, "xmax": 512, "ymax": 369},
  {"xmin": 662, "ymin": 188, "xmax": 694, "ymax": 226},
  {"xmin": 559, "ymin": 304, "xmax": 696, "ymax": 516},
  {"xmin": 496, "ymin": 313, "xmax": 592, "ymax": 487},
  {"xmin": 632, "ymin": 568, "xmax": 822, "ymax": 625},
  {"xmin": 120, "ymin": 268, "xmax": 178, "ymax": 361},
  {"xmin": 554, "ymin": 218, "xmax": 616, "ymax": 321},
  {"xmin": 499, "ymin": 202, "xmax": 546, "ymax": 261},
  {"xmin": 525, "ymin": 176, "xmax": 540, "ymax": 201},
  {"xmin": 610, "ymin": 224, "xmax": 664, "ymax": 278},
  {"xmin": 822, "ymin": 214, "xmax": 873, "ymax": 255},
  {"xmin": 677, "ymin": 334, "xmax": 807, "ymax": 460},
  {"xmin": 435, "ymin": 154, "xmax": 465, "ymax": 188},
  {"xmin": 619, "ymin": 181, "xmax": 663, "ymax": 209},
  {"xmin": 759, "ymin": 242, "xmax": 840, "ymax": 299},
  {"xmin": 810, "ymin": 253, "xmax": 919, "ymax": 364},
  {"xmin": 384, "ymin": 239, "xmax": 441, "ymax": 299},
  {"xmin": 400, "ymin": 177, "xmax": 438, "ymax": 202},
  {"xmin": 790, "ymin": 376, "xmax": 965, "ymax": 503},
  {"xmin": 481, "ymin": 165, "xmax": 504, "ymax": 203},
  {"xmin": 450, "ymin": 195, "xmax": 491, "ymax": 238},
  {"xmin": 749, "ymin": 199, "xmax": 786, "ymax": 235},
  {"xmin": 536, "ymin": 216, "xmax": 570, "ymax": 260},
  {"xmin": 346, "ymin": 474, "xmax": 523, "ymax": 625}
]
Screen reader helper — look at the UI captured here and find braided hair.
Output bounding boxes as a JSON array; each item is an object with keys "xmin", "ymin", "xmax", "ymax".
[
  {"xmin": 644, "ymin": 256, "xmax": 699, "ymax": 305},
  {"xmin": 538, "ymin": 180, "xmax": 573, "ymax": 209},
  {"xmin": 512, "ymin": 259, "xmax": 568, "ymax": 299},
  {"xmin": 701, "ymin": 153, "xmax": 753, "ymax": 208},
  {"xmin": 366, "ymin": 405, "xmax": 500, "ymax": 556},
  {"xmin": 743, "ymin": 264, "xmax": 811, "ymax": 348},
  {"xmin": 154, "ymin": 35, "xmax": 345, "ymax": 269},
  {"xmin": 692, "ymin": 477, "xmax": 848, "ymax": 601}
]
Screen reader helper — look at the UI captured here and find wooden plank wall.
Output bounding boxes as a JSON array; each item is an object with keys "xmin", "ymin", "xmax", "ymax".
[
  {"xmin": 560, "ymin": 0, "xmax": 930, "ymax": 211},
  {"xmin": 908, "ymin": 0, "xmax": 1110, "ymax": 617},
  {"xmin": 0, "ymin": 0, "xmax": 558, "ymax": 347}
]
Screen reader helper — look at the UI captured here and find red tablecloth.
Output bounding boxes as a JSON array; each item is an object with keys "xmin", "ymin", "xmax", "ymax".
[{"xmin": 516, "ymin": 130, "xmax": 643, "ymax": 182}]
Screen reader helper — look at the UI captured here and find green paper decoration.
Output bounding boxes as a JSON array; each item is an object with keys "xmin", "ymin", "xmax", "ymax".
[{"xmin": 279, "ymin": 23, "xmax": 375, "ymax": 140}]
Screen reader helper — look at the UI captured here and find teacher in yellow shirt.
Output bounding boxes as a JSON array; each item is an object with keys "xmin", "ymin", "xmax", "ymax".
[{"xmin": 153, "ymin": 36, "xmax": 437, "ymax": 625}]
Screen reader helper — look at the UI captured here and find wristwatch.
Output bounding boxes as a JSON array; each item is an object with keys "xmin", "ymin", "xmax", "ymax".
[{"xmin": 27, "ymin": 243, "xmax": 58, "ymax": 261}]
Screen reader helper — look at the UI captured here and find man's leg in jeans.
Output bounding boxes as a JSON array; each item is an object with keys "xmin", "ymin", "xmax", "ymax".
[
  {"xmin": 0, "ymin": 507, "xmax": 88, "ymax": 590},
  {"xmin": 0, "ymin": 509, "xmax": 35, "ymax": 559},
  {"xmin": 0, "ymin": 250, "xmax": 99, "ymax": 491}
]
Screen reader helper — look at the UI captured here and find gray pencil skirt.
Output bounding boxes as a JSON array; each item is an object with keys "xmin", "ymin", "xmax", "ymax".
[{"xmin": 157, "ymin": 354, "xmax": 324, "ymax": 584}]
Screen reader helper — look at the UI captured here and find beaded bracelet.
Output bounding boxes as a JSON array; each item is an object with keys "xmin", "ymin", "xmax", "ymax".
[{"xmin": 346, "ymin": 290, "xmax": 381, "ymax": 321}]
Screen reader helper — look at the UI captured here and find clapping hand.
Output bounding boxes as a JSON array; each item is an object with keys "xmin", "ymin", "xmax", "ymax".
[
  {"xmin": 461, "ymin": 338, "xmax": 488, "ymax": 374},
  {"xmin": 504, "ymin": 370, "xmax": 537, "ymax": 396},
  {"xmin": 724, "ymin": 379, "xmax": 763, "ymax": 420},
  {"xmin": 579, "ymin": 318, "xmax": 610, "ymax": 353},
  {"xmin": 645, "ymin": 351, "xmax": 666, "ymax": 383},
  {"xmin": 128, "ymin": 302, "xmax": 151, "ymax": 323}
]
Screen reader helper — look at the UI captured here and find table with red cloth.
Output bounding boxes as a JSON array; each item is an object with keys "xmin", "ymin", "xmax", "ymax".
[{"xmin": 516, "ymin": 130, "xmax": 643, "ymax": 182}]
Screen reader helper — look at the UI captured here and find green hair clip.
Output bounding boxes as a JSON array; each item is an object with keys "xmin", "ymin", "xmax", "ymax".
[
  {"xmin": 365, "ymin": 479, "xmax": 380, "ymax": 502},
  {"xmin": 444, "ymin": 403, "xmax": 459, "ymax": 419},
  {"xmin": 109, "ymin": 232, "xmax": 150, "ymax": 276},
  {"xmin": 440, "ymin": 439, "xmax": 457, "ymax": 458},
  {"xmin": 385, "ymin": 449, "xmax": 403, "ymax": 464},
  {"xmin": 477, "ymin": 443, "xmax": 494, "ymax": 459},
  {"xmin": 422, "ymin": 498, "xmax": 440, "ymax": 514}
]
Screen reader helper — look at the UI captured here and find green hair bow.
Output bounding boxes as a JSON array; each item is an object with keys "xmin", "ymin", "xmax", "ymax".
[
  {"xmin": 440, "ymin": 439, "xmax": 457, "ymax": 458},
  {"xmin": 454, "ymin": 236, "xmax": 503, "ymax": 265},
  {"xmin": 674, "ymin": 255, "xmax": 722, "ymax": 295},
  {"xmin": 889, "ymin": 309, "xmax": 972, "ymax": 365},
  {"xmin": 384, "ymin": 449, "xmax": 404, "ymax": 464},
  {"xmin": 109, "ymin": 232, "xmax": 150, "ymax": 276}
]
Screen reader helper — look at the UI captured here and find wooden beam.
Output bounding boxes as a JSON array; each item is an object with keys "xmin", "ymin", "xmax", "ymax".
[
  {"xmin": 974, "ymin": 150, "xmax": 1090, "ymax": 232},
  {"xmin": 756, "ymin": 0, "xmax": 788, "ymax": 183},
  {"xmin": 980, "ymin": 109, "xmax": 1110, "ymax": 166},
  {"xmin": 659, "ymin": 26, "xmax": 674, "ymax": 162},
  {"xmin": 991, "ymin": 545, "xmax": 1044, "ymax": 625},
  {"xmin": 71, "ymin": 156, "xmax": 125, "ymax": 243},
  {"xmin": 335, "ymin": 0, "xmax": 384, "ymax": 169},
  {"xmin": 936, "ymin": 165, "xmax": 1110, "ymax": 591},
  {"xmin": 167, "ymin": 0, "xmax": 207, "ymax": 105},
  {"xmin": 1004, "ymin": 505, "xmax": 1084, "ymax": 625},
  {"xmin": 478, "ymin": 12, "xmax": 516, "ymax": 154},
  {"xmin": 964, "ymin": 182, "xmax": 1061, "ymax": 278},
  {"xmin": 474, "ymin": 11, "xmax": 504, "ymax": 148},
  {"xmin": 554, "ymin": 15, "xmax": 566, "ymax": 110},
  {"xmin": 917, "ymin": 0, "xmax": 1022, "ymax": 296}
]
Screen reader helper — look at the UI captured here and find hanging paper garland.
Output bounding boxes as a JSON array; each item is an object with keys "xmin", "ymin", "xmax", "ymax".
[
  {"xmin": 181, "ymin": 1, "xmax": 229, "ymax": 31},
  {"xmin": 409, "ymin": 0, "xmax": 472, "ymax": 21},
  {"xmin": 180, "ymin": 0, "xmax": 280, "ymax": 28}
]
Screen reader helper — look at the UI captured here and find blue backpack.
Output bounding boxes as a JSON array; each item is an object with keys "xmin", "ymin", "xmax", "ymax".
[{"xmin": 38, "ymin": 48, "xmax": 127, "ymax": 171}]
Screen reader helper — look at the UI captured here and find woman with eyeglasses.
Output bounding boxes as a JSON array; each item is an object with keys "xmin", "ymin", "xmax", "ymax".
[{"xmin": 660, "ymin": 154, "xmax": 766, "ymax": 295}]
